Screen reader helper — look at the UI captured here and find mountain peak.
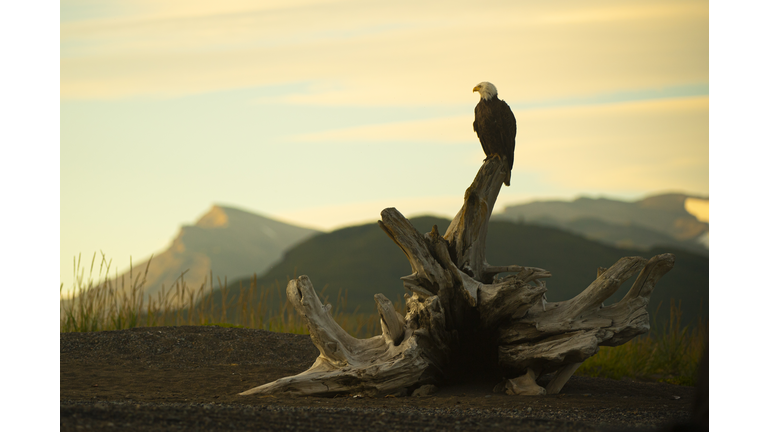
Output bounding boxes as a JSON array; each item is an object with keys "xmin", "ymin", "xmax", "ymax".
[
  {"xmin": 112, "ymin": 205, "xmax": 321, "ymax": 303},
  {"xmin": 195, "ymin": 205, "xmax": 230, "ymax": 228}
]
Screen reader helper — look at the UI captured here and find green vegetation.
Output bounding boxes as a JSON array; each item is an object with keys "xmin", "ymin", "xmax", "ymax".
[
  {"xmin": 61, "ymin": 252, "xmax": 706, "ymax": 387},
  {"xmin": 60, "ymin": 252, "xmax": 387, "ymax": 337},
  {"xmin": 576, "ymin": 300, "xmax": 708, "ymax": 386}
]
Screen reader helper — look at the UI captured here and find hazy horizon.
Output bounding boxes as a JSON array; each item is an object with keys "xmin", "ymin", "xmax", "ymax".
[{"xmin": 60, "ymin": 192, "xmax": 709, "ymax": 298}]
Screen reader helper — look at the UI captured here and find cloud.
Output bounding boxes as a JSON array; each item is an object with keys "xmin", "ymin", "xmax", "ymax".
[
  {"xmin": 541, "ymin": 2, "xmax": 705, "ymax": 24},
  {"xmin": 517, "ymin": 96, "xmax": 709, "ymax": 193},
  {"xmin": 287, "ymin": 95, "xmax": 708, "ymax": 195},
  {"xmin": 290, "ymin": 115, "xmax": 475, "ymax": 144},
  {"xmin": 62, "ymin": 0, "xmax": 345, "ymax": 22},
  {"xmin": 61, "ymin": 0, "xmax": 708, "ymax": 103}
]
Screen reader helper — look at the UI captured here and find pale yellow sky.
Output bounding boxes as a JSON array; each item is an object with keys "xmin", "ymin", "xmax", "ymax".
[
  {"xmin": 293, "ymin": 96, "xmax": 708, "ymax": 193},
  {"xmin": 60, "ymin": 0, "xmax": 709, "ymax": 291},
  {"xmin": 62, "ymin": 0, "xmax": 707, "ymax": 102}
]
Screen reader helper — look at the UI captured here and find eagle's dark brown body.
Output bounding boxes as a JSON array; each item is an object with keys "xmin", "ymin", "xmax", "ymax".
[{"xmin": 473, "ymin": 96, "xmax": 516, "ymax": 186}]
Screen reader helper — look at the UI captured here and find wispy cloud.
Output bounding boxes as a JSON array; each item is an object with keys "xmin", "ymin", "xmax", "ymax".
[
  {"xmin": 540, "ymin": 3, "xmax": 706, "ymax": 24},
  {"xmin": 518, "ymin": 96, "xmax": 709, "ymax": 192},
  {"xmin": 288, "ymin": 95, "xmax": 708, "ymax": 193},
  {"xmin": 61, "ymin": 0, "xmax": 708, "ymax": 103},
  {"xmin": 290, "ymin": 115, "xmax": 475, "ymax": 144},
  {"xmin": 62, "ymin": 0, "xmax": 345, "ymax": 23}
]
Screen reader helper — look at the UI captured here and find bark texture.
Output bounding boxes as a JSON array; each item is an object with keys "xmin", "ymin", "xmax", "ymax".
[{"xmin": 240, "ymin": 157, "xmax": 675, "ymax": 397}]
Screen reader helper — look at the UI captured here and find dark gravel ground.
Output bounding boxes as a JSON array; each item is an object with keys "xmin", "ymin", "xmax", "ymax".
[{"xmin": 61, "ymin": 326, "xmax": 706, "ymax": 431}]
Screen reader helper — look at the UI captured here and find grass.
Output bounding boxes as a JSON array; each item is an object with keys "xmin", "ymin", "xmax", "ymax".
[
  {"xmin": 60, "ymin": 252, "xmax": 388, "ymax": 338},
  {"xmin": 60, "ymin": 252, "xmax": 148, "ymax": 333},
  {"xmin": 576, "ymin": 300, "xmax": 708, "ymax": 386},
  {"xmin": 61, "ymin": 253, "xmax": 706, "ymax": 386}
]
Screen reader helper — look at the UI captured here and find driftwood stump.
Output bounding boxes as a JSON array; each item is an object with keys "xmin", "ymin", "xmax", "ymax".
[{"xmin": 240, "ymin": 157, "xmax": 675, "ymax": 397}]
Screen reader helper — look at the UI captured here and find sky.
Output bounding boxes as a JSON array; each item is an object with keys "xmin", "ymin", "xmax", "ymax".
[{"xmin": 60, "ymin": 0, "xmax": 709, "ymax": 291}]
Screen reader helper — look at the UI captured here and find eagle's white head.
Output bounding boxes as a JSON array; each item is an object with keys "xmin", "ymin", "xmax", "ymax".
[{"xmin": 473, "ymin": 82, "xmax": 498, "ymax": 101}]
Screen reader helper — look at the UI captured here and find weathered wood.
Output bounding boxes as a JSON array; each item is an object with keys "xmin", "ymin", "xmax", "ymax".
[
  {"xmin": 496, "ymin": 254, "xmax": 674, "ymax": 346},
  {"xmin": 378, "ymin": 208, "xmax": 453, "ymax": 296},
  {"xmin": 443, "ymin": 157, "xmax": 507, "ymax": 283},
  {"xmin": 240, "ymin": 157, "xmax": 676, "ymax": 398},
  {"xmin": 504, "ymin": 368, "xmax": 546, "ymax": 396},
  {"xmin": 476, "ymin": 275, "xmax": 547, "ymax": 330},
  {"xmin": 240, "ymin": 276, "xmax": 448, "ymax": 396},
  {"xmin": 485, "ymin": 264, "xmax": 551, "ymax": 279},
  {"xmin": 545, "ymin": 362, "xmax": 583, "ymax": 395},
  {"xmin": 375, "ymin": 293, "xmax": 405, "ymax": 346},
  {"xmin": 494, "ymin": 253, "xmax": 675, "ymax": 376}
]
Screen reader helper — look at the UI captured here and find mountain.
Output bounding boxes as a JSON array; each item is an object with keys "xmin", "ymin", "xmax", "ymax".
[
  {"xmin": 217, "ymin": 216, "xmax": 708, "ymax": 327},
  {"xmin": 493, "ymin": 193, "xmax": 709, "ymax": 254},
  {"xmin": 119, "ymin": 205, "xmax": 320, "ymax": 301}
]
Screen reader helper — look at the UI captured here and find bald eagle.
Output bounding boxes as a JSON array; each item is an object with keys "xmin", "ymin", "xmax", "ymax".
[{"xmin": 473, "ymin": 82, "xmax": 516, "ymax": 186}]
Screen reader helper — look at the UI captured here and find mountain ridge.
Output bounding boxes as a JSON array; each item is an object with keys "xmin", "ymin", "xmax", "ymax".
[
  {"xmin": 493, "ymin": 193, "xmax": 708, "ymax": 254},
  {"xmin": 115, "ymin": 205, "xmax": 321, "ymax": 301}
]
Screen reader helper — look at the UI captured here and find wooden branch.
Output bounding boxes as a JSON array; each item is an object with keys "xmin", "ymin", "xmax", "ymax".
[
  {"xmin": 443, "ymin": 157, "xmax": 507, "ymax": 282},
  {"xmin": 503, "ymin": 368, "xmax": 546, "ymax": 396},
  {"xmin": 375, "ymin": 293, "xmax": 405, "ymax": 346},
  {"xmin": 484, "ymin": 265, "xmax": 552, "ymax": 279},
  {"xmin": 550, "ymin": 256, "xmax": 648, "ymax": 320},
  {"xmin": 476, "ymin": 275, "xmax": 547, "ymax": 330},
  {"xmin": 240, "ymin": 276, "xmax": 454, "ymax": 397},
  {"xmin": 499, "ymin": 330, "xmax": 602, "ymax": 372},
  {"xmin": 545, "ymin": 362, "xmax": 583, "ymax": 395},
  {"xmin": 622, "ymin": 253, "xmax": 676, "ymax": 302},
  {"xmin": 600, "ymin": 253, "xmax": 676, "ymax": 346},
  {"xmin": 495, "ymin": 254, "xmax": 676, "ymax": 374},
  {"xmin": 378, "ymin": 208, "xmax": 452, "ymax": 295},
  {"xmin": 378, "ymin": 209, "xmax": 479, "ymax": 329}
]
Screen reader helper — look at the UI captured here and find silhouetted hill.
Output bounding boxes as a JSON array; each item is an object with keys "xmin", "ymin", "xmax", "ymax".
[
  {"xmin": 493, "ymin": 193, "xmax": 709, "ymax": 254},
  {"xmin": 216, "ymin": 216, "xmax": 707, "ymax": 327}
]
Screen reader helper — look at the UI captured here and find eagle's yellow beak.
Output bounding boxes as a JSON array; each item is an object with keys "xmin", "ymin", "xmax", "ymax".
[{"xmin": 472, "ymin": 86, "xmax": 481, "ymax": 92}]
